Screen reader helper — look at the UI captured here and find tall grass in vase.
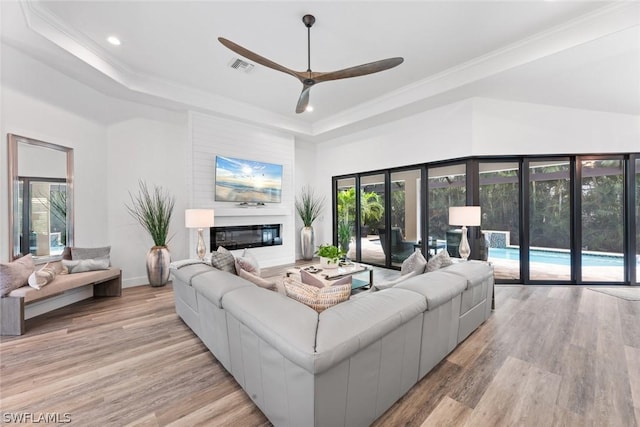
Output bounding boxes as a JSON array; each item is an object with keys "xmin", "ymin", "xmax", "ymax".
[
  {"xmin": 126, "ymin": 181, "xmax": 175, "ymax": 286},
  {"xmin": 295, "ymin": 186, "xmax": 325, "ymax": 260}
]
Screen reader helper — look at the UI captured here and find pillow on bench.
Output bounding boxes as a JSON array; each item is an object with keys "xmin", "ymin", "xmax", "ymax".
[
  {"xmin": 63, "ymin": 256, "xmax": 110, "ymax": 274},
  {"xmin": 0, "ymin": 254, "xmax": 35, "ymax": 296}
]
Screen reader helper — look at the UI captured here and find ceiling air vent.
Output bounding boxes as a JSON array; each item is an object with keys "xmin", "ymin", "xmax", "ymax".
[{"xmin": 228, "ymin": 58, "xmax": 255, "ymax": 73}]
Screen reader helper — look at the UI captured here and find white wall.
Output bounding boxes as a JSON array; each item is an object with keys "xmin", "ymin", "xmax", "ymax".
[
  {"xmin": 107, "ymin": 115, "xmax": 189, "ymax": 287},
  {"xmin": 0, "ymin": 87, "xmax": 109, "ymax": 260},
  {"xmin": 294, "ymin": 138, "xmax": 319, "ymax": 259},
  {"xmin": 189, "ymin": 112, "xmax": 296, "ymax": 267},
  {"xmin": 471, "ymin": 98, "xmax": 640, "ymax": 155}
]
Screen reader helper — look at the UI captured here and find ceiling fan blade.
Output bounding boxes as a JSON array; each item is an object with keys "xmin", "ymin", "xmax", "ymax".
[
  {"xmin": 314, "ymin": 57, "xmax": 404, "ymax": 83},
  {"xmin": 218, "ymin": 37, "xmax": 300, "ymax": 80},
  {"xmin": 295, "ymin": 84, "xmax": 313, "ymax": 114}
]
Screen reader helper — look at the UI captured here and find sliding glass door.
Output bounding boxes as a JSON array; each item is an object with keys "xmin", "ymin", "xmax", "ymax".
[
  {"xmin": 528, "ymin": 159, "xmax": 572, "ymax": 281},
  {"xmin": 359, "ymin": 174, "xmax": 385, "ymax": 266},
  {"xmin": 428, "ymin": 163, "xmax": 466, "ymax": 258},
  {"xmin": 479, "ymin": 162, "xmax": 520, "ymax": 281},
  {"xmin": 336, "ymin": 177, "xmax": 357, "ymax": 258},
  {"xmin": 390, "ymin": 169, "xmax": 422, "ymax": 267},
  {"xmin": 580, "ymin": 158, "xmax": 625, "ymax": 282}
]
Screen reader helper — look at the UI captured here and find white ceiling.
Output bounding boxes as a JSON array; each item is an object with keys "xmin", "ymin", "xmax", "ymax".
[{"xmin": 1, "ymin": 1, "xmax": 638, "ymax": 139}]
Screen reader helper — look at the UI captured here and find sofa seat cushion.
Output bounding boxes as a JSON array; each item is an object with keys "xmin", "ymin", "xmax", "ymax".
[
  {"xmin": 395, "ymin": 270, "xmax": 467, "ymax": 310},
  {"xmin": 314, "ymin": 289, "xmax": 426, "ymax": 373},
  {"xmin": 192, "ymin": 269, "xmax": 253, "ymax": 309},
  {"xmin": 222, "ymin": 286, "xmax": 319, "ymax": 372},
  {"xmin": 440, "ymin": 261, "xmax": 492, "ymax": 290},
  {"xmin": 171, "ymin": 263, "xmax": 217, "ymax": 286}
]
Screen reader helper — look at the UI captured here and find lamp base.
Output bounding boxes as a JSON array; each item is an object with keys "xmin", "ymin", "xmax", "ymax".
[
  {"xmin": 196, "ymin": 228, "xmax": 206, "ymax": 261},
  {"xmin": 458, "ymin": 225, "xmax": 470, "ymax": 261}
]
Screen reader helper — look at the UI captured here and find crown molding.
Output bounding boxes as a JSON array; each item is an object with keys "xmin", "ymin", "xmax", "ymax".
[
  {"xmin": 312, "ymin": 2, "xmax": 639, "ymax": 136},
  {"xmin": 18, "ymin": 1, "xmax": 639, "ymax": 139}
]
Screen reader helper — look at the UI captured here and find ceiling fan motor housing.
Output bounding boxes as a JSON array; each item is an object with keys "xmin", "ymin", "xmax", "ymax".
[{"xmin": 302, "ymin": 14, "xmax": 315, "ymax": 28}]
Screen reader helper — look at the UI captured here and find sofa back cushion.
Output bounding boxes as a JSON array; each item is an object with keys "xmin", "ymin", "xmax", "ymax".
[
  {"xmin": 395, "ymin": 269, "xmax": 466, "ymax": 310},
  {"xmin": 314, "ymin": 289, "xmax": 426, "ymax": 373},
  {"xmin": 223, "ymin": 285, "xmax": 319, "ymax": 373},
  {"xmin": 192, "ymin": 268, "xmax": 253, "ymax": 308}
]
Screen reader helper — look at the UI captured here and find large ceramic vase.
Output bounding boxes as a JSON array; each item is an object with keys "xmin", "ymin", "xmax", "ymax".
[
  {"xmin": 146, "ymin": 246, "xmax": 170, "ymax": 287},
  {"xmin": 300, "ymin": 226, "xmax": 314, "ymax": 260}
]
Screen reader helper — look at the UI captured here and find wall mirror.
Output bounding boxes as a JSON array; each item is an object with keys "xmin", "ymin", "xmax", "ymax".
[{"xmin": 8, "ymin": 134, "xmax": 74, "ymax": 261}]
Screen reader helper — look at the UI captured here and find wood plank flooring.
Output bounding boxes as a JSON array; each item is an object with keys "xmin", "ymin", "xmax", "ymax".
[{"xmin": 1, "ymin": 280, "xmax": 639, "ymax": 426}]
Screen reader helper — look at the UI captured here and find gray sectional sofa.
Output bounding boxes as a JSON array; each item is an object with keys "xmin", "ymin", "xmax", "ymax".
[{"xmin": 171, "ymin": 260, "xmax": 493, "ymax": 427}]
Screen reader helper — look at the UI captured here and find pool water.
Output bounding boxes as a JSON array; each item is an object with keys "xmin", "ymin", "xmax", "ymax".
[{"xmin": 489, "ymin": 247, "xmax": 624, "ymax": 267}]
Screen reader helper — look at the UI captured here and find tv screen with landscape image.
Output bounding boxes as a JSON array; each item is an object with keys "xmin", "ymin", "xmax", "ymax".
[{"xmin": 215, "ymin": 156, "xmax": 283, "ymax": 203}]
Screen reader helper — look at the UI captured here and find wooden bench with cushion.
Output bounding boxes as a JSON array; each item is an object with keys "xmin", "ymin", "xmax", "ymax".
[{"xmin": 1, "ymin": 263, "xmax": 121, "ymax": 336}]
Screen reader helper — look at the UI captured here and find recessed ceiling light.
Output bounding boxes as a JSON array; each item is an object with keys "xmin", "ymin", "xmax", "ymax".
[
  {"xmin": 107, "ymin": 36, "xmax": 121, "ymax": 46},
  {"xmin": 305, "ymin": 105, "xmax": 314, "ymax": 112}
]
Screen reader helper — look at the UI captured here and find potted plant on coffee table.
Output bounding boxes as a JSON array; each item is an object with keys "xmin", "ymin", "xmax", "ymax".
[
  {"xmin": 126, "ymin": 180, "xmax": 175, "ymax": 287},
  {"xmin": 316, "ymin": 244, "xmax": 344, "ymax": 269}
]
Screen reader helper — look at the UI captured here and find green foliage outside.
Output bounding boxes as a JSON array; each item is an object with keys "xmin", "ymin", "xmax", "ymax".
[{"xmin": 336, "ymin": 187, "xmax": 384, "ymax": 251}]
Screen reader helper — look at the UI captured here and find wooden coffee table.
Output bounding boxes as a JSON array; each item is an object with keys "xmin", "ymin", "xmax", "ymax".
[{"xmin": 286, "ymin": 263, "xmax": 373, "ymax": 291}]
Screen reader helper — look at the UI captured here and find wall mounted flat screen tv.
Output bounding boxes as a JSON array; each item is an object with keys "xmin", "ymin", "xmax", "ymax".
[{"xmin": 215, "ymin": 156, "xmax": 283, "ymax": 203}]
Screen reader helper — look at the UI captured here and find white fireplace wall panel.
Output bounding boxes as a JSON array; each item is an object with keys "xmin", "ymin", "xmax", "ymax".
[{"xmin": 189, "ymin": 112, "xmax": 296, "ymax": 268}]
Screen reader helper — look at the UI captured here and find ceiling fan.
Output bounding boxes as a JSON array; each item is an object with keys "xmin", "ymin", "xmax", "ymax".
[{"xmin": 219, "ymin": 14, "xmax": 404, "ymax": 114}]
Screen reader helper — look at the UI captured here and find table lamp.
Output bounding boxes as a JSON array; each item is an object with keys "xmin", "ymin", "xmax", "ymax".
[
  {"xmin": 185, "ymin": 209, "xmax": 215, "ymax": 260},
  {"xmin": 449, "ymin": 206, "xmax": 481, "ymax": 261}
]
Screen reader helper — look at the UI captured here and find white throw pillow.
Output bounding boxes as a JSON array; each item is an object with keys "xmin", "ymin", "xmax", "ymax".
[
  {"xmin": 426, "ymin": 249, "xmax": 454, "ymax": 272},
  {"xmin": 400, "ymin": 249, "xmax": 427, "ymax": 276},
  {"xmin": 28, "ymin": 263, "xmax": 57, "ymax": 289}
]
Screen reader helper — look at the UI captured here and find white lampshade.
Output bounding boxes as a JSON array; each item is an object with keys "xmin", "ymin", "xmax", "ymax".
[
  {"xmin": 449, "ymin": 206, "xmax": 481, "ymax": 227},
  {"xmin": 185, "ymin": 209, "xmax": 215, "ymax": 228}
]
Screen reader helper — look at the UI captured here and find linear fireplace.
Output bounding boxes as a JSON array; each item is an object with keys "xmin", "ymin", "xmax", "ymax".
[{"xmin": 210, "ymin": 224, "xmax": 282, "ymax": 251}]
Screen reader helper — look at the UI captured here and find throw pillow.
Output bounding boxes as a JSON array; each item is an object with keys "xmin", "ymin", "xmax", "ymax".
[
  {"xmin": 371, "ymin": 270, "xmax": 417, "ymax": 292},
  {"xmin": 28, "ymin": 263, "xmax": 57, "ymax": 289},
  {"xmin": 0, "ymin": 254, "xmax": 35, "ymax": 296},
  {"xmin": 210, "ymin": 248, "xmax": 236, "ymax": 274},
  {"xmin": 400, "ymin": 249, "xmax": 427, "ymax": 276},
  {"xmin": 236, "ymin": 249, "xmax": 260, "ymax": 276},
  {"xmin": 71, "ymin": 246, "xmax": 111, "ymax": 266},
  {"xmin": 62, "ymin": 256, "xmax": 110, "ymax": 274},
  {"xmin": 237, "ymin": 267, "xmax": 276, "ymax": 291},
  {"xmin": 426, "ymin": 249, "xmax": 454, "ymax": 272},
  {"xmin": 284, "ymin": 277, "xmax": 351, "ymax": 313},
  {"xmin": 300, "ymin": 269, "xmax": 325, "ymax": 288}
]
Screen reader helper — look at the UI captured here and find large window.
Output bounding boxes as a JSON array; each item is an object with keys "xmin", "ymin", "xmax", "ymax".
[
  {"xmin": 390, "ymin": 169, "xmax": 422, "ymax": 267},
  {"xmin": 479, "ymin": 162, "xmax": 520, "ymax": 281},
  {"xmin": 580, "ymin": 158, "xmax": 624, "ymax": 282},
  {"xmin": 336, "ymin": 178, "xmax": 357, "ymax": 256},
  {"xmin": 428, "ymin": 164, "xmax": 466, "ymax": 258},
  {"xmin": 359, "ymin": 174, "xmax": 385, "ymax": 265},
  {"xmin": 332, "ymin": 153, "xmax": 639, "ymax": 285},
  {"xmin": 636, "ymin": 158, "xmax": 640, "ymax": 283},
  {"xmin": 528, "ymin": 159, "xmax": 571, "ymax": 281}
]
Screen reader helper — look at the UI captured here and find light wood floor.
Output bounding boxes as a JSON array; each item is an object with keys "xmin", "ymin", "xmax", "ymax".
[{"xmin": 1, "ymin": 281, "xmax": 639, "ymax": 426}]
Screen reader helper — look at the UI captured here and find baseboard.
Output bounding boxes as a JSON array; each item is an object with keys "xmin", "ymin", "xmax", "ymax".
[{"xmin": 122, "ymin": 276, "xmax": 150, "ymax": 288}]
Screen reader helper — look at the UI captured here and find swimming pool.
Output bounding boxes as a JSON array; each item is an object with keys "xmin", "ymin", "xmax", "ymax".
[{"xmin": 488, "ymin": 247, "xmax": 625, "ymax": 267}]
